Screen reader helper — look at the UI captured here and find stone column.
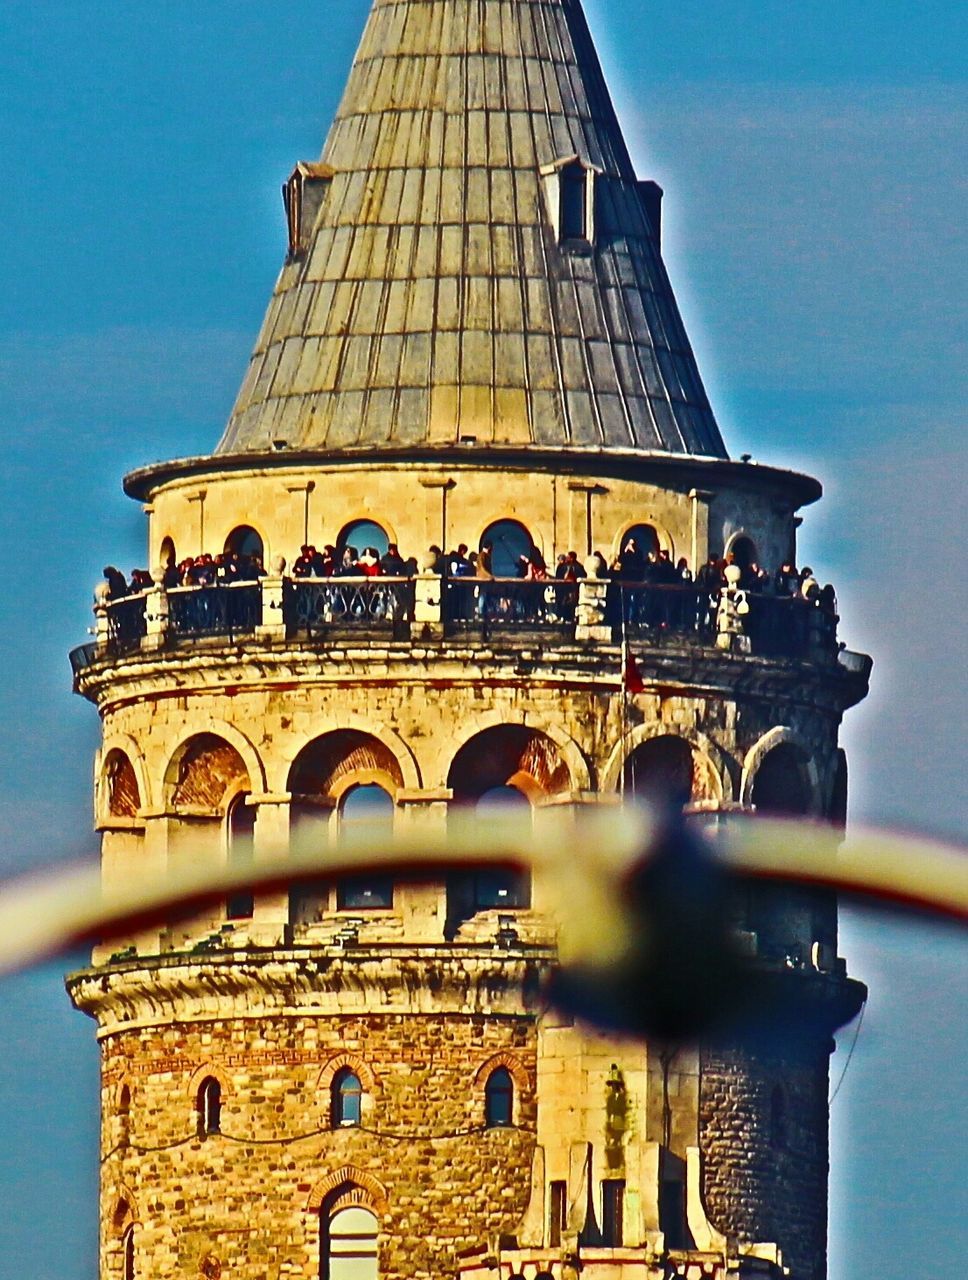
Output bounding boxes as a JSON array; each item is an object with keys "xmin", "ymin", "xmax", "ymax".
[
  {"xmin": 142, "ymin": 565, "xmax": 169, "ymax": 651},
  {"xmin": 395, "ymin": 787, "xmax": 452, "ymax": 941},
  {"xmin": 575, "ymin": 556, "xmax": 611, "ymax": 642},
  {"xmin": 256, "ymin": 557, "xmax": 288, "ymax": 641},
  {"xmin": 411, "ymin": 557, "xmax": 444, "ymax": 640}
]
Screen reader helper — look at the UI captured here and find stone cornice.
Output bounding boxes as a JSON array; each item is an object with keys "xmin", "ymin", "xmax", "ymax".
[
  {"xmin": 74, "ymin": 637, "xmax": 869, "ymax": 718},
  {"xmin": 66, "ymin": 946, "xmax": 557, "ymax": 1038}
]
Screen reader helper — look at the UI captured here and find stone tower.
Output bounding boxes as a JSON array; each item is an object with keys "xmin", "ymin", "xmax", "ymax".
[{"xmin": 67, "ymin": 3, "xmax": 870, "ymax": 1279}]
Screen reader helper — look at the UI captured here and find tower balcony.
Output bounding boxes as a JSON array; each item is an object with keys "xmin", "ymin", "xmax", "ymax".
[{"xmin": 70, "ymin": 571, "xmax": 869, "ymax": 693}]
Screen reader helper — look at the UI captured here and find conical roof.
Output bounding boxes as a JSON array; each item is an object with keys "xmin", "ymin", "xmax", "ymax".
[{"xmin": 216, "ymin": 0, "xmax": 727, "ymax": 459}]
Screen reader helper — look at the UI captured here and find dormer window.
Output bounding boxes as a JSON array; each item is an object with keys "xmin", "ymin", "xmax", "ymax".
[
  {"xmin": 282, "ymin": 161, "xmax": 334, "ymax": 259},
  {"xmin": 541, "ymin": 155, "xmax": 599, "ymax": 248}
]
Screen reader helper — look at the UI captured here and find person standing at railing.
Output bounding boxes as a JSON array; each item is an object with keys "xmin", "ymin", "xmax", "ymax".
[
  {"xmin": 292, "ymin": 545, "xmax": 315, "ymax": 578},
  {"xmin": 380, "ymin": 544, "xmax": 406, "ymax": 576},
  {"xmin": 102, "ymin": 566, "xmax": 129, "ymax": 600},
  {"xmin": 774, "ymin": 559, "xmax": 800, "ymax": 596}
]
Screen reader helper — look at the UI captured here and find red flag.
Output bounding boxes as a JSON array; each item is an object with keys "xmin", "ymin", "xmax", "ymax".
[{"xmin": 624, "ymin": 652, "xmax": 645, "ymax": 694}]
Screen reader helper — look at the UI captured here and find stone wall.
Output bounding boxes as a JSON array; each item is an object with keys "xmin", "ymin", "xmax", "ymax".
[
  {"xmin": 99, "ymin": 1010, "xmax": 537, "ymax": 1280},
  {"xmin": 699, "ymin": 1036, "xmax": 831, "ymax": 1280}
]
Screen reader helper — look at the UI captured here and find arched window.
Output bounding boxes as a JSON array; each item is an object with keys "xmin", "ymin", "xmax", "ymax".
[
  {"xmin": 337, "ymin": 784, "xmax": 394, "ymax": 910},
  {"xmin": 226, "ymin": 788, "xmax": 257, "ymax": 921},
  {"xmin": 620, "ymin": 523, "xmax": 659, "ymax": 560},
  {"xmin": 473, "ymin": 787, "xmax": 531, "ymax": 909},
  {"xmin": 122, "ymin": 1225, "xmax": 135, "ymax": 1280},
  {"xmin": 331, "ymin": 1068, "xmax": 363, "ymax": 1128},
  {"xmin": 322, "ymin": 1205, "xmax": 378, "ymax": 1280},
  {"xmin": 224, "ymin": 525, "xmax": 265, "ymax": 562},
  {"xmin": 197, "ymin": 1077, "xmax": 222, "ymax": 1137},
  {"xmin": 159, "ymin": 536, "xmax": 176, "ymax": 569},
  {"xmin": 118, "ymin": 1084, "xmax": 131, "ymax": 1115},
  {"xmin": 485, "ymin": 1066, "xmax": 514, "ymax": 1128},
  {"xmin": 480, "ymin": 520, "xmax": 535, "ymax": 578},
  {"xmin": 728, "ymin": 535, "xmax": 757, "ymax": 570},
  {"xmin": 623, "ymin": 736, "xmax": 695, "ymax": 808},
  {"xmin": 226, "ymin": 794, "xmax": 256, "ymax": 920},
  {"xmin": 337, "ymin": 519, "xmax": 390, "ymax": 559},
  {"xmin": 752, "ymin": 744, "xmax": 812, "ymax": 816},
  {"xmin": 770, "ymin": 1085, "xmax": 787, "ymax": 1149}
]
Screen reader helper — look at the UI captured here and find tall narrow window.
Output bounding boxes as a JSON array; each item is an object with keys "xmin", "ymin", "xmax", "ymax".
[
  {"xmin": 227, "ymin": 795, "xmax": 256, "ymax": 920},
  {"xmin": 198, "ymin": 1077, "xmax": 221, "ymax": 1137},
  {"xmin": 560, "ymin": 162, "xmax": 588, "ymax": 240},
  {"xmin": 484, "ymin": 1066, "xmax": 514, "ymax": 1128},
  {"xmin": 337, "ymin": 785, "xmax": 394, "ymax": 909},
  {"xmin": 122, "ymin": 1225, "xmax": 135, "ymax": 1280},
  {"xmin": 602, "ymin": 1179, "xmax": 625, "ymax": 1246},
  {"xmin": 549, "ymin": 1180, "xmax": 567, "ymax": 1248},
  {"xmin": 332, "ymin": 1068, "xmax": 363, "ymax": 1128},
  {"xmin": 322, "ymin": 1205, "xmax": 378, "ymax": 1280}
]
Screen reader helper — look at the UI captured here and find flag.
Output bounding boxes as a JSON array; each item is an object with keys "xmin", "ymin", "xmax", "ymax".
[{"xmin": 624, "ymin": 652, "xmax": 645, "ymax": 694}]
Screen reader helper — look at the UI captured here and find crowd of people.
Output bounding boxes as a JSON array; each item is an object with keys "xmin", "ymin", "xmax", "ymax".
[{"xmin": 102, "ymin": 536, "xmax": 837, "ymax": 626}]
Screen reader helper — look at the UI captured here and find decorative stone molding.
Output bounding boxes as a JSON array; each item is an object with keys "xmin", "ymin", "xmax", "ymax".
[
  {"xmin": 306, "ymin": 1166, "xmax": 389, "ymax": 1215},
  {"xmin": 316, "ymin": 1053, "xmax": 377, "ymax": 1095}
]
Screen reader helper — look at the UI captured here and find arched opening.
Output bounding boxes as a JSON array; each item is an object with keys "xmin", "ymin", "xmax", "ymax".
[
  {"xmin": 484, "ymin": 1066, "xmax": 514, "ymax": 1128},
  {"xmin": 321, "ymin": 1203, "xmax": 379, "ymax": 1280},
  {"xmin": 122, "ymin": 1225, "xmax": 135, "ymax": 1280},
  {"xmin": 480, "ymin": 520, "xmax": 535, "ymax": 578},
  {"xmin": 728, "ymin": 535, "xmax": 757, "ymax": 570},
  {"xmin": 752, "ymin": 743, "xmax": 813, "ymax": 816},
  {"xmin": 288, "ymin": 733, "xmax": 404, "ymax": 923},
  {"xmin": 170, "ymin": 734, "xmax": 250, "ymax": 810},
  {"xmin": 331, "ymin": 1068, "xmax": 363, "ymax": 1128},
  {"xmin": 224, "ymin": 524, "xmax": 265, "ymax": 563},
  {"xmin": 622, "ymin": 736, "xmax": 695, "ymax": 808},
  {"xmin": 104, "ymin": 749, "xmax": 141, "ymax": 819},
  {"xmin": 337, "ymin": 784, "xmax": 394, "ymax": 910},
  {"xmin": 118, "ymin": 1084, "xmax": 131, "ymax": 1115},
  {"xmin": 226, "ymin": 793, "xmax": 256, "ymax": 920},
  {"xmin": 337, "ymin": 519, "xmax": 390, "ymax": 560},
  {"xmin": 159, "ymin": 536, "xmax": 176, "ymax": 569},
  {"xmin": 197, "ymin": 1077, "xmax": 222, "ymax": 1137},
  {"xmin": 620, "ymin": 523, "xmax": 659, "ymax": 560},
  {"xmin": 446, "ymin": 726, "xmax": 570, "ymax": 927}
]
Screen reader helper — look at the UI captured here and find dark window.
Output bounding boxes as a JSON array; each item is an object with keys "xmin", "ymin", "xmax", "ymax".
[
  {"xmin": 729, "ymin": 535, "xmax": 757, "ymax": 570},
  {"xmin": 479, "ymin": 520, "xmax": 535, "ymax": 578},
  {"xmin": 198, "ymin": 1077, "xmax": 221, "ymax": 1136},
  {"xmin": 549, "ymin": 1180, "xmax": 567, "ymax": 1248},
  {"xmin": 227, "ymin": 795, "xmax": 256, "ymax": 920},
  {"xmin": 560, "ymin": 163, "xmax": 587, "ymax": 240},
  {"xmin": 224, "ymin": 524, "xmax": 264, "ymax": 562},
  {"xmin": 337, "ymin": 785, "xmax": 394, "ymax": 909},
  {"xmin": 485, "ymin": 1066, "xmax": 514, "ymax": 1128},
  {"xmin": 602, "ymin": 1179, "xmax": 625, "ymax": 1246},
  {"xmin": 623, "ymin": 736, "xmax": 695, "ymax": 809},
  {"xmin": 332, "ymin": 1069, "xmax": 363, "ymax": 1127},
  {"xmin": 752, "ymin": 744, "xmax": 812, "ymax": 816},
  {"xmin": 620, "ymin": 523, "xmax": 659, "ymax": 560},
  {"xmin": 159, "ymin": 537, "xmax": 176, "ymax": 570},
  {"xmin": 118, "ymin": 1084, "xmax": 131, "ymax": 1115},
  {"xmin": 122, "ymin": 1226, "xmax": 135, "ymax": 1280}
]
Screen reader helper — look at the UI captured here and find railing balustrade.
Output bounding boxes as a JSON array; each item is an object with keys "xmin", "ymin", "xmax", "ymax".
[
  {"xmin": 443, "ymin": 578, "xmax": 578, "ymax": 639},
  {"xmin": 284, "ymin": 578, "xmax": 414, "ymax": 640},
  {"xmin": 613, "ymin": 584, "xmax": 715, "ymax": 642},
  {"xmin": 83, "ymin": 574, "xmax": 843, "ymax": 666},
  {"xmin": 167, "ymin": 583, "xmax": 261, "ymax": 641},
  {"xmin": 105, "ymin": 594, "xmax": 148, "ymax": 652}
]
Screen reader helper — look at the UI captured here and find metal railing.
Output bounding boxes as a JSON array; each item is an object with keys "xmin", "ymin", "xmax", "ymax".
[
  {"xmin": 105, "ymin": 594, "xmax": 147, "ymax": 652},
  {"xmin": 284, "ymin": 578, "xmax": 414, "ymax": 640},
  {"xmin": 83, "ymin": 577, "xmax": 843, "ymax": 667},
  {"xmin": 167, "ymin": 583, "xmax": 261, "ymax": 641},
  {"xmin": 613, "ymin": 584, "xmax": 838, "ymax": 659},
  {"xmin": 443, "ymin": 578, "xmax": 578, "ymax": 639},
  {"xmin": 612, "ymin": 585, "xmax": 716, "ymax": 642}
]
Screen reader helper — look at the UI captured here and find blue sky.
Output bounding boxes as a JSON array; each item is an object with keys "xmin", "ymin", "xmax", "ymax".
[{"xmin": 0, "ymin": 2, "xmax": 964, "ymax": 1276}]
